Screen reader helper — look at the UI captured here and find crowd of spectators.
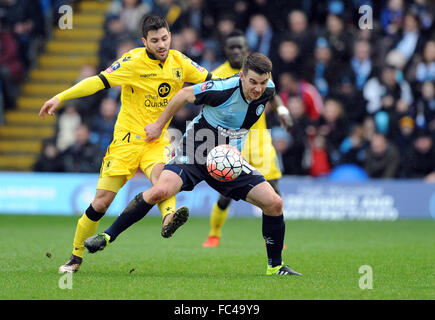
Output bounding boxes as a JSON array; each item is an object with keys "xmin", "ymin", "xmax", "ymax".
[
  {"xmin": 0, "ymin": 0, "xmax": 76, "ymax": 124},
  {"xmin": 29, "ymin": 0, "xmax": 435, "ymax": 180}
]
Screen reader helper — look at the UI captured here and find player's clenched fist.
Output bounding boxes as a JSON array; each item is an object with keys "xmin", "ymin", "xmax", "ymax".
[
  {"xmin": 145, "ymin": 122, "xmax": 163, "ymax": 142},
  {"xmin": 39, "ymin": 97, "xmax": 60, "ymax": 118}
]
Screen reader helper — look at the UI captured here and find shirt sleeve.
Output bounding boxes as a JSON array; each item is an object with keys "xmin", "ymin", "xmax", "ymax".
[
  {"xmin": 192, "ymin": 79, "xmax": 228, "ymax": 107},
  {"xmin": 55, "ymin": 75, "xmax": 105, "ymax": 102},
  {"xmin": 99, "ymin": 53, "xmax": 134, "ymax": 87},
  {"xmin": 181, "ymin": 55, "xmax": 211, "ymax": 84}
]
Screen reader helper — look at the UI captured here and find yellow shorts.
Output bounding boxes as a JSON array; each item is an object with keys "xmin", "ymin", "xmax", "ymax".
[
  {"xmin": 97, "ymin": 130, "xmax": 172, "ymax": 193},
  {"xmin": 242, "ymin": 128, "xmax": 282, "ymax": 181}
]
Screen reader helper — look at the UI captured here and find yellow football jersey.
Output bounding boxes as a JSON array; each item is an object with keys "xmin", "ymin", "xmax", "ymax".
[
  {"xmin": 212, "ymin": 61, "xmax": 282, "ymax": 180},
  {"xmin": 100, "ymin": 48, "xmax": 210, "ymax": 139}
]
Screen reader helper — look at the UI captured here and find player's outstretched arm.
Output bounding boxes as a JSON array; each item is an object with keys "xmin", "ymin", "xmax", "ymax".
[
  {"xmin": 39, "ymin": 75, "xmax": 106, "ymax": 118},
  {"xmin": 145, "ymin": 86, "xmax": 196, "ymax": 142},
  {"xmin": 269, "ymin": 95, "xmax": 293, "ymax": 130}
]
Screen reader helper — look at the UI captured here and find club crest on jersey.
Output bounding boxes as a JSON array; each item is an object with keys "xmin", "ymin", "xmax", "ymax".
[
  {"xmin": 106, "ymin": 62, "xmax": 121, "ymax": 73},
  {"xmin": 256, "ymin": 104, "xmax": 265, "ymax": 116},
  {"xmin": 201, "ymin": 81, "xmax": 214, "ymax": 91},
  {"xmin": 172, "ymin": 67, "xmax": 183, "ymax": 80}
]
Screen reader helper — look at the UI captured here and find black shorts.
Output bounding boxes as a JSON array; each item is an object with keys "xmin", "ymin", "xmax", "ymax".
[{"xmin": 164, "ymin": 161, "xmax": 265, "ymax": 201}]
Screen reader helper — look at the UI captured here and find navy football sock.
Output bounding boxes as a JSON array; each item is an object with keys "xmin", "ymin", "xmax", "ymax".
[
  {"xmin": 105, "ymin": 193, "xmax": 153, "ymax": 242},
  {"xmin": 262, "ymin": 213, "xmax": 285, "ymax": 267}
]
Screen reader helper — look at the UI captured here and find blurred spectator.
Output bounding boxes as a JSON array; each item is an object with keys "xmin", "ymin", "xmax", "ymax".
[
  {"xmin": 307, "ymin": 133, "xmax": 331, "ymax": 177},
  {"xmin": 56, "ymin": 102, "xmax": 81, "ymax": 152},
  {"xmin": 414, "ymin": 81, "xmax": 435, "ymax": 133},
  {"xmin": 339, "ymin": 124, "xmax": 368, "ymax": 167},
  {"xmin": 180, "ymin": 26, "xmax": 204, "ymax": 61},
  {"xmin": 116, "ymin": 38, "xmax": 137, "ymax": 58},
  {"xmin": 91, "ymin": 97, "xmax": 118, "ymax": 153},
  {"xmin": 306, "ymin": 37, "xmax": 341, "ymax": 97},
  {"xmin": 392, "ymin": 115, "xmax": 416, "ymax": 169},
  {"xmin": 278, "ymin": 72, "xmax": 323, "ymax": 122},
  {"xmin": 322, "ymin": 14, "xmax": 353, "ymax": 63},
  {"xmin": 62, "ymin": 124, "xmax": 103, "ymax": 173},
  {"xmin": 363, "ymin": 65, "xmax": 413, "ymax": 115},
  {"xmin": 282, "ymin": 10, "xmax": 316, "ymax": 61},
  {"xmin": 98, "ymin": 14, "xmax": 125, "ymax": 71},
  {"xmin": 172, "ymin": 0, "xmax": 214, "ymax": 38},
  {"xmin": 271, "ymin": 126, "xmax": 291, "ymax": 173},
  {"xmin": 107, "ymin": 0, "xmax": 150, "ymax": 38},
  {"xmin": 335, "ymin": 75, "xmax": 367, "ymax": 125},
  {"xmin": 281, "ymin": 96, "xmax": 310, "ymax": 175},
  {"xmin": 411, "ymin": 40, "xmax": 435, "ymax": 84},
  {"xmin": 410, "ymin": 0, "xmax": 434, "ymax": 32},
  {"xmin": 381, "ymin": 0, "xmax": 405, "ymax": 37},
  {"xmin": 0, "ymin": 16, "xmax": 23, "ymax": 110},
  {"xmin": 214, "ymin": 14, "xmax": 236, "ymax": 59},
  {"xmin": 402, "ymin": 129, "xmax": 435, "ymax": 178},
  {"xmin": 350, "ymin": 39, "xmax": 373, "ymax": 91},
  {"xmin": 0, "ymin": 0, "xmax": 46, "ymax": 70},
  {"xmin": 362, "ymin": 115, "xmax": 376, "ymax": 143},
  {"xmin": 315, "ymin": 97, "xmax": 349, "ymax": 166},
  {"xmin": 33, "ymin": 140, "xmax": 65, "ymax": 172},
  {"xmin": 385, "ymin": 11, "xmax": 426, "ymax": 70},
  {"xmin": 200, "ymin": 47, "xmax": 220, "ymax": 72},
  {"xmin": 245, "ymin": 14, "xmax": 273, "ymax": 57},
  {"xmin": 364, "ymin": 132, "xmax": 400, "ymax": 178},
  {"xmin": 272, "ymin": 38, "xmax": 302, "ymax": 81},
  {"xmin": 170, "ymin": 32, "xmax": 186, "ymax": 52}
]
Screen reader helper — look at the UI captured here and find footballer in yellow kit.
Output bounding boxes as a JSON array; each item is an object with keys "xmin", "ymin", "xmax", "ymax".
[
  {"xmin": 203, "ymin": 30, "xmax": 291, "ymax": 248},
  {"xmin": 98, "ymin": 46, "xmax": 210, "ymax": 187},
  {"xmin": 39, "ymin": 15, "xmax": 211, "ymax": 273}
]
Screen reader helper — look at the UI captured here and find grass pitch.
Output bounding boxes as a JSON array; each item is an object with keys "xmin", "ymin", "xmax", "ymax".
[{"xmin": 0, "ymin": 214, "xmax": 433, "ymax": 300}]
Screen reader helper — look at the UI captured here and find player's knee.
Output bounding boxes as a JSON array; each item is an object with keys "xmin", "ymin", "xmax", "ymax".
[
  {"xmin": 91, "ymin": 198, "xmax": 111, "ymax": 213},
  {"xmin": 266, "ymin": 194, "xmax": 283, "ymax": 216},
  {"xmin": 148, "ymin": 186, "xmax": 170, "ymax": 204},
  {"xmin": 273, "ymin": 195, "xmax": 283, "ymax": 215}
]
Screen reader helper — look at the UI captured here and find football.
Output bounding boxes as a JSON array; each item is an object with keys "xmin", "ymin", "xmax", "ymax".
[{"xmin": 206, "ymin": 144, "xmax": 244, "ymax": 182}]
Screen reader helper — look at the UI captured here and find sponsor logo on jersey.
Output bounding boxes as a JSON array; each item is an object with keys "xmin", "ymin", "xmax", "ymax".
[
  {"xmin": 105, "ymin": 62, "xmax": 121, "ymax": 73},
  {"xmin": 144, "ymin": 98, "xmax": 169, "ymax": 108},
  {"xmin": 122, "ymin": 56, "xmax": 131, "ymax": 62},
  {"xmin": 190, "ymin": 60, "xmax": 205, "ymax": 72},
  {"xmin": 158, "ymin": 83, "xmax": 171, "ymax": 97},
  {"xmin": 140, "ymin": 73, "xmax": 157, "ymax": 78},
  {"xmin": 201, "ymin": 81, "xmax": 214, "ymax": 91}
]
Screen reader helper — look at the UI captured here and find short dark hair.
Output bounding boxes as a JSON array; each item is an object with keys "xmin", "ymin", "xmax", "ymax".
[
  {"xmin": 141, "ymin": 14, "xmax": 169, "ymax": 38},
  {"xmin": 242, "ymin": 52, "xmax": 272, "ymax": 75},
  {"xmin": 226, "ymin": 29, "xmax": 245, "ymax": 41}
]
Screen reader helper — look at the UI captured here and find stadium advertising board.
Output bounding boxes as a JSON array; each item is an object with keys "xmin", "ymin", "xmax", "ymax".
[{"xmin": 0, "ymin": 172, "xmax": 433, "ymax": 219}]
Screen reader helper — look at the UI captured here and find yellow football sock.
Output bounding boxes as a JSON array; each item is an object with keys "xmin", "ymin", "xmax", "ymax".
[
  {"xmin": 209, "ymin": 203, "xmax": 229, "ymax": 238},
  {"xmin": 72, "ymin": 214, "xmax": 100, "ymax": 258},
  {"xmin": 157, "ymin": 195, "xmax": 176, "ymax": 220}
]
